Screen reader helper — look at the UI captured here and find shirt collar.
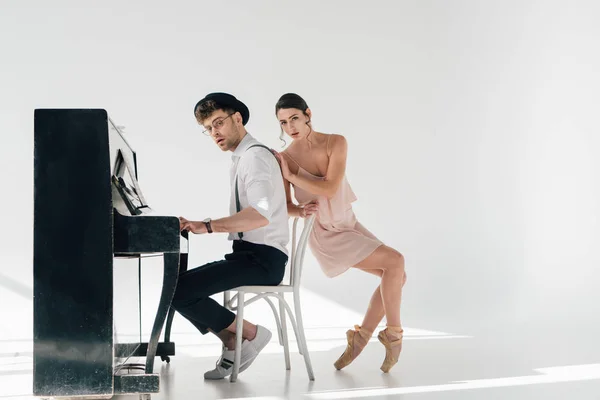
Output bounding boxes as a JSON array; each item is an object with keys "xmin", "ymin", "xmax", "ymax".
[{"xmin": 231, "ymin": 132, "xmax": 255, "ymax": 159}]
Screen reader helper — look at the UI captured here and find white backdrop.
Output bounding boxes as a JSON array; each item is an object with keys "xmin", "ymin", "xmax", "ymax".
[{"xmin": 1, "ymin": 0, "xmax": 599, "ymax": 340}]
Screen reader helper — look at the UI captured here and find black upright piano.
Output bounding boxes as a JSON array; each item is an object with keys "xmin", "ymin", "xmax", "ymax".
[{"xmin": 33, "ymin": 109, "xmax": 187, "ymax": 398}]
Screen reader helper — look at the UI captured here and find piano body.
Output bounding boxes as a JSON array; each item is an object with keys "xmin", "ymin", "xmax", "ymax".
[{"xmin": 33, "ymin": 109, "xmax": 186, "ymax": 398}]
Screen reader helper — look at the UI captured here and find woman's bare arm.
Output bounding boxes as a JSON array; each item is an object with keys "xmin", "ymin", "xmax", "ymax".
[{"xmin": 287, "ymin": 134, "xmax": 347, "ymax": 199}]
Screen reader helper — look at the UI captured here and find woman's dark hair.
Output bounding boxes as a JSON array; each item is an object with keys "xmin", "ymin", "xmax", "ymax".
[
  {"xmin": 275, "ymin": 93, "xmax": 311, "ymax": 146},
  {"xmin": 276, "ymin": 93, "xmax": 309, "ymax": 115}
]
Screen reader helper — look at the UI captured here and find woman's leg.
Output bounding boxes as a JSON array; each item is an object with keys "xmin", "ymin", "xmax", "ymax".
[
  {"xmin": 334, "ymin": 248, "xmax": 406, "ymax": 369},
  {"xmin": 340, "ymin": 266, "xmax": 406, "ymax": 360},
  {"xmin": 354, "ymin": 245, "xmax": 405, "ymax": 328},
  {"xmin": 354, "ymin": 245, "xmax": 406, "ymax": 371},
  {"xmin": 334, "ymin": 269, "xmax": 384, "ymax": 364},
  {"xmin": 358, "ymin": 270, "xmax": 385, "ymax": 333},
  {"xmin": 356, "ymin": 265, "xmax": 407, "ymax": 332}
]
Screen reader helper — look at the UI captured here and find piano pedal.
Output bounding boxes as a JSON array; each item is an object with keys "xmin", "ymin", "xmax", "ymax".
[{"xmin": 115, "ymin": 362, "xmax": 146, "ymax": 374}]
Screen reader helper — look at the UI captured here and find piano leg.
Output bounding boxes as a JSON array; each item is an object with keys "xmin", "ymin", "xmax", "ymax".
[
  {"xmin": 145, "ymin": 252, "xmax": 180, "ymax": 374},
  {"xmin": 161, "ymin": 252, "xmax": 188, "ymax": 362},
  {"xmin": 163, "ymin": 309, "xmax": 176, "ymax": 346}
]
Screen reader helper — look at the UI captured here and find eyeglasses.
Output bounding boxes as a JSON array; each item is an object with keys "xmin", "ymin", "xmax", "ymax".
[{"xmin": 202, "ymin": 113, "xmax": 234, "ymax": 136}]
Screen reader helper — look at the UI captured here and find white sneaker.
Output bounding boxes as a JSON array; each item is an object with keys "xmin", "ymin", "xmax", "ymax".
[
  {"xmin": 203, "ymin": 348, "xmax": 236, "ymax": 380},
  {"xmin": 203, "ymin": 326, "xmax": 272, "ymax": 380},
  {"xmin": 238, "ymin": 325, "xmax": 272, "ymax": 373}
]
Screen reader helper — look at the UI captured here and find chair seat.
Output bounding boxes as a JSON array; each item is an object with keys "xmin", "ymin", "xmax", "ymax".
[{"xmin": 230, "ymin": 284, "xmax": 294, "ymax": 293}]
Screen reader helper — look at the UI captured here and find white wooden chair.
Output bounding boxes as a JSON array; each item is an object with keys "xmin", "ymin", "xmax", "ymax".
[{"xmin": 225, "ymin": 214, "xmax": 316, "ymax": 382}]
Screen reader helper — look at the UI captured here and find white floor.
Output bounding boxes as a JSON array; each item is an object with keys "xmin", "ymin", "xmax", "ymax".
[
  {"xmin": 2, "ymin": 260, "xmax": 600, "ymax": 400},
  {"xmin": 3, "ymin": 322, "xmax": 600, "ymax": 400}
]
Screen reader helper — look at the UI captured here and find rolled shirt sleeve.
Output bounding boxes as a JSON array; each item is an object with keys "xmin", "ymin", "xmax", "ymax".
[{"xmin": 240, "ymin": 151, "xmax": 276, "ymax": 221}]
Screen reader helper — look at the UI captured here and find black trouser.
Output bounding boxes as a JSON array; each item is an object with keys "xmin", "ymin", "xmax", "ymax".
[{"xmin": 171, "ymin": 240, "xmax": 288, "ymax": 334}]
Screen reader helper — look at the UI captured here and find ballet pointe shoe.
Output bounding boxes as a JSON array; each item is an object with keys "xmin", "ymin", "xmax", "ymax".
[
  {"xmin": 333, "ymin": 325, "xmax": 373, "ymax": 370},
  {"xmin": 377, "ymin": 326, "xmax": 404, "ymax": 373}
]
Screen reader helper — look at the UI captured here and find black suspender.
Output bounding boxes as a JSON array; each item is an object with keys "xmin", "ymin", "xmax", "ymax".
[{"xmin": 235, "ymin": 144, "xmax": 276, "ymax": 239}]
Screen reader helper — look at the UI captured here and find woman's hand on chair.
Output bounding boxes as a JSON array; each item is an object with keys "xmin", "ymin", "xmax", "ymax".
[{"xmin": 301, "ymin": 201, "xmax": 319, "ymax": 218}]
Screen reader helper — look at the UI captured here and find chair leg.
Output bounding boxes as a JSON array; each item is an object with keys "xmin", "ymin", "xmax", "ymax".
[
  {"xmin": 279, "ymin": 296, "xmax": 291, "ymax": 370},
  {"xmin": 224, "ymin": 291, "xmax": 231, "ymax": 309},
  {"xmin": 294, "ymin": 290, "xmax": 315, "ymax": 381},
  {"xmin": 263, "ymin": 297, "xmax": 284, "ymax": 346},
  {"xmin": 223, "ymin": 291, "xmax": 231, "ymax": 353},
  {"xmin": 231, "ymin": 291, "xmax": 245, "ymax": 383}
]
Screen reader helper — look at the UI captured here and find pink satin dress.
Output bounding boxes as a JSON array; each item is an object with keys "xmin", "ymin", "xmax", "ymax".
[{"xmin": 287, "ymin": 152, "xmax": 383, "ymax": 278}]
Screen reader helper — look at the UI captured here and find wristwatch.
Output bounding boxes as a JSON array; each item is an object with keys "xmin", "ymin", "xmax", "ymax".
[{"xmin": 202, "ymin": 218, "xmax": 213, "ymax": 234}]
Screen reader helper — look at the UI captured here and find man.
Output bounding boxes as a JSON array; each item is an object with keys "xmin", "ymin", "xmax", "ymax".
[{"xmin": 173, "ymin": 92, "xmax": 289, "ymax": 380}]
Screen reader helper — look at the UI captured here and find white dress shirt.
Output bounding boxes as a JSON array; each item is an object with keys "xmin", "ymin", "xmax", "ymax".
[{"xmin": 228, "ymin": 133, "xmax": 289, "ymax": 256}]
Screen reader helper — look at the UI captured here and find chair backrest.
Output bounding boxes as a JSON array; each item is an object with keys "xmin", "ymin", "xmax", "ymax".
[{"xmin": 289, "ymin": 214, "xmax": 316, "ymax": 288}]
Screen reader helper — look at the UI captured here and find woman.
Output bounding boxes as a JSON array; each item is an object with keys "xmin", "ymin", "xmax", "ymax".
[{"xmin": 272, "ymin": 93, "xmax": 407, "ymax": 373}]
